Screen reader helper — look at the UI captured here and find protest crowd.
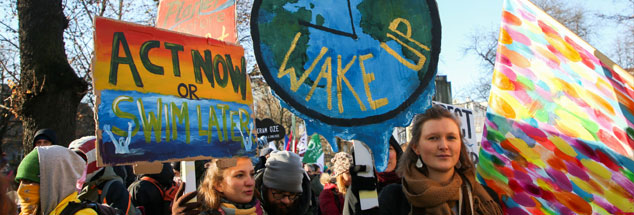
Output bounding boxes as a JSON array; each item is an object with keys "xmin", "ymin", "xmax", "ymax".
[
  {"xmin": 3, "ymin": 0, "xmax": 632, "ymax": 214},
  {"xmin": 0, "ymin": 105, "xmax": 504, "ymax": 215}
]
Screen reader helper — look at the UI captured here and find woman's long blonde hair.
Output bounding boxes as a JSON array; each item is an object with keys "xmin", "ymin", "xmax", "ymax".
[
  {"xmin": 336, "ymin": 174, "xmax": 349, "ymax": 194},
  {"xmin": 396, "ymin": 105, "xmax": 474, "ymax": 177},
  {"xmin": 198, "ymin": 157, "xmax": 249, "ymax": 210}
]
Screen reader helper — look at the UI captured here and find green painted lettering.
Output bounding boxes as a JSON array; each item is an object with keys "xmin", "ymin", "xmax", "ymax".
[
  {"xmin": 213, "ymin": 54, "xmax": 228, "ymax": 88},
  {"xmin": 111, "ymin": 96, "xmax": 140, "ymax": 137},
  {"xmin": 230, "ymin": 110, "xmax": 240, "ymax": 141},
  {"xmin": 216, "ymin": 104, "xmax": 229, "ymax": 141},
  {"xmin": 171, "ymin": 102, "xmax": 190, "ymax": 144},
  {"xmin": 164, "ymin": 42, "xmax": 184, "ymax": 77},
  {"xmin": 208, "ymin": 105, "xmax": 223, "ymax": 142},
  {"xmin": 197, "ymin": 105, "xmax": 210, "ymax": 142},
  {"xmin": 163, "ymin": 104, "xmax": 171, "ymax": 142},
  {"xmin": 137, "ymin": 98, "xmax": 163, "ymax": 143},
  {"xmin": 110, "ymin": 32, "xmax": 143, "ymax": 87},
  {"xmin": 191, "ymin": 49, "xmax": 214, "ymax": 87},
  {"xmin": 140, "ymin": 40, "xmax": 164, "ymax": 75},
  {"xmin": 225, "ymin": 55, "xmax": 247, "ymax": 100}
]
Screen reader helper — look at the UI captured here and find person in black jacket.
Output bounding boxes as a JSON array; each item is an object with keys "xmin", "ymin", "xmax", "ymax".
[{"xmin": 128, "ymin": 163, "xmax": 175, "ymax": 215}]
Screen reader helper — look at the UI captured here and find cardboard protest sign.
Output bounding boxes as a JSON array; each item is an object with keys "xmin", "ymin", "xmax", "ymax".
[
  {"xmin": 93, "ymin": 17, "xmax": 254, "ymax": 166},
  {"xmin": 433, "ymin": 102, "xmax": 479, "ymax": 162},
  {"xmin": 156, "ymin": 0, "xmax": 236, "ymax": 42},
  {"xmin": 480, "ymin": 0, "xmax": 634, "ymax": 214},
  {"xmin": 251, "ymin": 0, "xmax": 441, "ymax": 170},
  {"xmin": 255, "ymin": 118, "xmax": 286, "ymax": 141}
]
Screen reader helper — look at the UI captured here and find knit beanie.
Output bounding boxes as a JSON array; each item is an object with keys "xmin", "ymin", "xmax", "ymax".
[
  {"xmin": 16, "ymin": 149, "xmax": 40, "ymax": 183},
  {"xmin": 263, "ymin": 151, "xmax": 304, "ymax": 193},
  {"xmin": 331, "ymin": 152, "xmax": 353, "ymax": 177},
  {"xmin": 32, "ymin": 129, "xmax": 57, "ymax": 146}
]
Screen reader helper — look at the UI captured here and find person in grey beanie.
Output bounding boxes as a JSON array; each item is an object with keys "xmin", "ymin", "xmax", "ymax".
[{"xmin": 254, "ymin": 151, "xmax": 318, "ymax": 215}]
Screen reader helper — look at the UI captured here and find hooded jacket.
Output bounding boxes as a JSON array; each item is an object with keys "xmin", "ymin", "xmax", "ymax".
[
  {"xmin": 128, "ymin": 163, "xmax": 174, "ymax": 215},
  {"xmin": 25, "ymin": 145, "xmax": 96, "ymax": 215},
  {"xmin": 254, "ymin": 168, "xmax": 317, "ymax": 215},
  {"xmin": 70, "ymin": 136, "xmax": 135, "ymax": 214}
]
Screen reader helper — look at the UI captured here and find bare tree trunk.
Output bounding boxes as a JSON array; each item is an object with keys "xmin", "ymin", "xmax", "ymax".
[{"xmin": 17, "ymin": 0, "xmax": 88, "ymax": 152}]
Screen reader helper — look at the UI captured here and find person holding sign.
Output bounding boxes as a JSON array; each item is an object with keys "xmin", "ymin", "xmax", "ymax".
[{"xmin": 380, "ymin": 105, "xmax": 502, "ymax": 215}]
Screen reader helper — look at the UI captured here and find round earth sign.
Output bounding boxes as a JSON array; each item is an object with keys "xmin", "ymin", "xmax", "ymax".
[{"xmin": 251, "ymin": 0, "xmax": 440, "ymax": 127}]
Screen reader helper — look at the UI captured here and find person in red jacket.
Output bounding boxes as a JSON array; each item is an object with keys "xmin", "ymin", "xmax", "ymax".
[
  {"xmin": 319, "ymin": 180, "xmax": 344, "ymax": 215},
  {"xmin": 319, "ymin": 152, "xmax": 351, "ymax": 215}
]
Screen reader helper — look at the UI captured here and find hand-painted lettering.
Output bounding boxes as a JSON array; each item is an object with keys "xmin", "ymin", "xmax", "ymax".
[
  {"xmin": 380, "ymin": 18, "xmax": 430, "ymax": 71},
  {"xmin": 164, "ymin": 42, "xmax": 183, "ymax": 77},
  {"xmin": 112, "ymin": 95, "xmax": 140, "ymax": 137},
  {"xmin": 140, "ymin": 40, "xmax": 164, "ymax": 75},
  {"xmin": 110, "ymin": 32, "xmax": 143, "ymax": 87}
]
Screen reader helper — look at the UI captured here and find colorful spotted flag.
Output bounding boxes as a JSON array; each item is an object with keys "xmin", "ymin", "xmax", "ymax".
[{"xmin": 479, "ymin": 0, "xmax": 634, "ymax": 214}]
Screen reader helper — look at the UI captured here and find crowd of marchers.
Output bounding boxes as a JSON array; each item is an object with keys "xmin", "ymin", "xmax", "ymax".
[{"xmin": 0, "ymin": 105, "xmax": 503, "ymax": 215}]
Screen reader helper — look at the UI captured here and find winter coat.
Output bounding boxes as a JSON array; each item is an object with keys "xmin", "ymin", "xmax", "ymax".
[
  {"xmin": 309, "ymin": 174, "xmax": 323, "ymax": 211},
  {"xmin": 377, "ymin": 183, "xmax": 410, "ymax": 215},
  {"xmin": 254, "ymin": 168, "xmax": 317, "ymax": 215},
  {"xmin": 128, "ymin": 164, "xmax": 174, "ymax": 215},
  {"xmin": 79, "ymin": 169, "xmax": 134, "ymax": 215},
  {"xmin": 319, "ymin": 183, "xmax": 343, "ymax": 215}
]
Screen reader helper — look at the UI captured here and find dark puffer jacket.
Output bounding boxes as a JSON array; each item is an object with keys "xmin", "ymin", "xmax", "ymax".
[{"xmin": 128, "ymin": 163, "xmax": 174, "ymax": 215}]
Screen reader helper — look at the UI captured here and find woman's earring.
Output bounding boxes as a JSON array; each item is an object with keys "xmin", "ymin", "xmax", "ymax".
[{"xmin": 416, "ymin": 157, "xmax": 423, "ymax": 168}]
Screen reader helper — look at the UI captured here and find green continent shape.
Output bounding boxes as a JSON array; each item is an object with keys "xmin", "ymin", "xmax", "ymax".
[
  {"xmin": 357, "ymin": 0, "xmax": 434, "ymax": 79},
  {"xmin": 258, "ymin": 0, "xmax": 313, "ymax": 87}
]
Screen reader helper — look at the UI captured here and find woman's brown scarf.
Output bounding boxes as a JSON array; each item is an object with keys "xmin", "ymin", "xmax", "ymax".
[{"xmin": 402, "ymin": 163, "xmax": 503, "ymax": 215}]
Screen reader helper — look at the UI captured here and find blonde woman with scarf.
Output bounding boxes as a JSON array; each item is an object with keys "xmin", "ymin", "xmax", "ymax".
[
  {"xmin": 197, "ymin": 157, "xmax": 257, "ymax": 215},
  {"xmin": 379, "ymin": 105, "xmax": 502, "ymax": 215}
]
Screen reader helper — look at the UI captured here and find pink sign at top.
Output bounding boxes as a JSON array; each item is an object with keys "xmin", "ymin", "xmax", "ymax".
[{"xmin": 157, "ymin": 0, "xmax": 237, "ymax": 43}]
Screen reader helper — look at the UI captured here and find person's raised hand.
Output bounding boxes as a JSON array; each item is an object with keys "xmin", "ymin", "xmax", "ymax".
[{"xmin": 172, "ymin": 182, "xmax": 202, "ymax": 215}]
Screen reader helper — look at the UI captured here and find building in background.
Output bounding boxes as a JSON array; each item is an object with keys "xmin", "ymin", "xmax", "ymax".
[
  {"xmin": 396, "ymin": 75, "xmax": 453, "ymax": 146},
  {"xmin": 434, "ymin": 75, "xmax": 452, "ymax": 104}
]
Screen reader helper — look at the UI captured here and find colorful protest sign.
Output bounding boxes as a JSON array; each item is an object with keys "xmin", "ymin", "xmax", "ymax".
[
  {"xmin": 250, "ymin": 0, "xmax": 441, "ymax": 170},
  {"xmin": 156, "ymin": 0, "xmax": 237, "ymax": 42},
  {"xmin": 93, "ymin": 17, "xmax": 253, "ymax": 166},
  {"xmin": 480, "ymin": 0, "xmax": 634, "ymax": 214},
  {"xmin": 433, "ymin": 102, "xmax": 479, "ymax": 162}
]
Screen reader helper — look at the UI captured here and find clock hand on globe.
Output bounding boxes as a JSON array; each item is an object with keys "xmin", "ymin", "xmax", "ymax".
[{"xmin": 298, "ymin": 0, "xmax": 358, "ymax": 39}]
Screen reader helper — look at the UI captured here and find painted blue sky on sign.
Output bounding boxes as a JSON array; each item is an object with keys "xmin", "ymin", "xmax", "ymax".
[{"xmin": 97, "ymin": 90, "xmax": 255, "ymax": 165}]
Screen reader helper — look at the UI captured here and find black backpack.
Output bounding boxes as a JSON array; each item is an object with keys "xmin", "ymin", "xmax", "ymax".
[{"xmin": 60, "ymin": 201, "xmax": 121, "ymax": 215}]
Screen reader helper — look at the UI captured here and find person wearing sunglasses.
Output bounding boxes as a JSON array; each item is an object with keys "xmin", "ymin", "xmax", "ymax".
[{"xmin": 255, "ymin": 151, "xmax": 317, "ymax": 215}]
